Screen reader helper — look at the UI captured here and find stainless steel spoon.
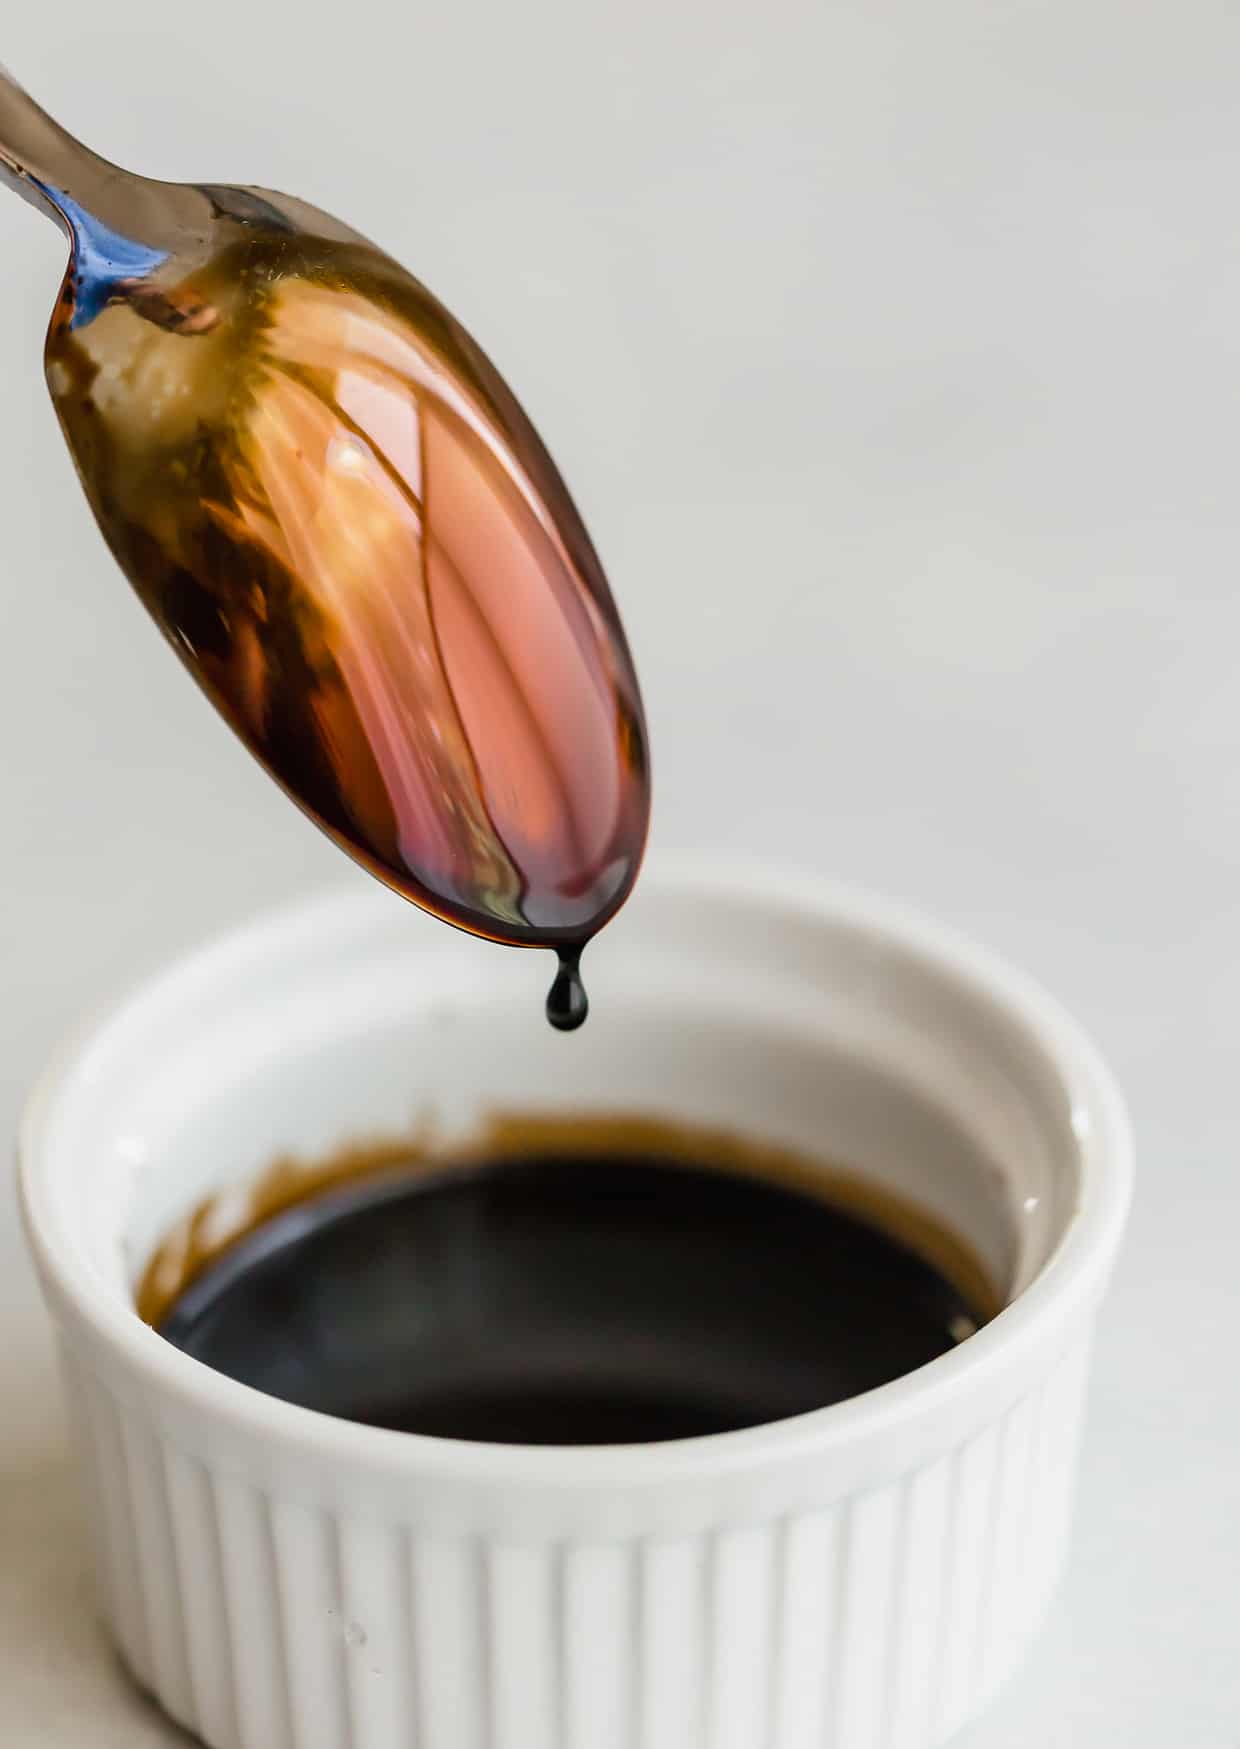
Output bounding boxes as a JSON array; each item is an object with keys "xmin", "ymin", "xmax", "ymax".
[{"xmin": 0, "ymin": 67, "xmax": 650, "ymax": 1026}]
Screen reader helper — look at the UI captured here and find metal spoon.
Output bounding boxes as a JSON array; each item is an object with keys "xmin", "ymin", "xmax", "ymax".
[{"xmin": 0, "ymin": 68, "xmax": 650, "ymax": 1027}]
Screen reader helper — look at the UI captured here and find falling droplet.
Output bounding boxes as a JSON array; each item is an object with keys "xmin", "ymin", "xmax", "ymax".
[{"xmin": 546, "ymin": 945, "xmax": 588, "ymax": 1032}]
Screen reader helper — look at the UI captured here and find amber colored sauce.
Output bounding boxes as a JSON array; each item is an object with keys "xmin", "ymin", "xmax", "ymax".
[
  {"xmin": 46, "ymin": 218, "xmax": 649, "ymax": 1009},
  {"xmin": 140, "ymin": 1114, "xmax": 1001, "ymax": 1446},
  {"xmin": 136, "ymin": 1110, "xmax": 1000, "ymax": 1332}
]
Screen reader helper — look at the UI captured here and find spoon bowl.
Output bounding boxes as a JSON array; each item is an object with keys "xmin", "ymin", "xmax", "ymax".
[{"xmin": 1, "ymin": 70, "xmax": 649, "ymax": 997}]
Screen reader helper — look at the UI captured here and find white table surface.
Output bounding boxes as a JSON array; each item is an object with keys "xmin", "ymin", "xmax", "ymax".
[{"xmin": 0, "ymin": 3, "xmax": 1234, "ymax": 1742}]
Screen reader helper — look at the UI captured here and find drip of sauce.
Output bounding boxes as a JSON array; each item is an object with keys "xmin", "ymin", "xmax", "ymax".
[{"xmin": 546, "ymin": 944, "xmax": 588, "ymax": 1031}]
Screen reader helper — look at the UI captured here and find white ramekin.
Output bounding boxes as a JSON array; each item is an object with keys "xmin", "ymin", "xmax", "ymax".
[{"xmin": 18, "ymin": 857, "xmax": 1132, "ymax": 1749}]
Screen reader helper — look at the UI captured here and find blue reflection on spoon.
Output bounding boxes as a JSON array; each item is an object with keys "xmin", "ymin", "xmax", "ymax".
[{"xmin": 49, "ymin": 189, "xmax": 167, "ymax": 327}]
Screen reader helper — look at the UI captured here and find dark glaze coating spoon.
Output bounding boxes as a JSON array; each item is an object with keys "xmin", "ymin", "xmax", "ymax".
[{"xmin": 0, "ymin": 68, "xmax": 650, "ymax": 1026}]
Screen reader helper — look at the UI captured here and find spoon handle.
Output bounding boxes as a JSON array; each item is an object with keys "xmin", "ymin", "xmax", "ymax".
[
  {"xmin": 0, "ymin": 66, "xmax": 109, "ymax": 229},
  {"xmin": 0, "ymin": 66, "xmax": 213, "ymax": 278}
]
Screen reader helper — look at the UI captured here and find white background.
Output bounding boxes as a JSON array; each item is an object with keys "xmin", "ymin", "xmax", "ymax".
[{"xmin": 0, "ymin": 3, "xmax": 1234, "ymax": 1742}]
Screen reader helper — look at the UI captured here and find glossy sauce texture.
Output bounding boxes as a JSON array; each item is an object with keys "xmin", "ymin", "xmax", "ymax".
[
  {"xmin": 146, "ymin": 1116, "xmax": 996, "ymax": 1446},
  {"xmin": 45, "ymin": 209, "xmax": 649, "ymax": 949}
]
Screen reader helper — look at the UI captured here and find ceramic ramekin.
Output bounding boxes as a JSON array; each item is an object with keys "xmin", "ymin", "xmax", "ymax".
[{"xmin": 18, "ymin": 857, "xmax": 1132, "ymax": 1749}]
